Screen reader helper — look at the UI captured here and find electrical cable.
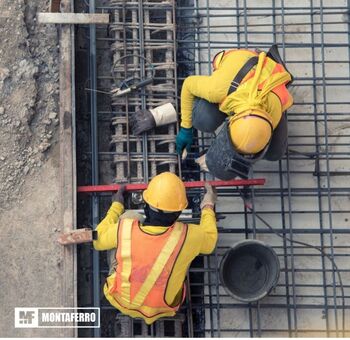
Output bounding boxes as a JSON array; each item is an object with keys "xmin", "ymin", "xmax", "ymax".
[
  {"xmin": 243, "ymin": 202, "xmax": 346, "ymax": 337},
  {"xmin": 111, "ymin": 54, "xmax": 155, "ymax": 85}
]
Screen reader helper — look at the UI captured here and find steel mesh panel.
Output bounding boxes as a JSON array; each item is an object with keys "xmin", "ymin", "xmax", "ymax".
[
  {"xmin": 77, "ymin": 0, "xmax": 350, "ymax": 337},
  {"xmin": 109, "ymin": 0, "xmax": 179, "ymax": 182},
  {"xmin": 176, "ymin": 0, "xmax": 350, "ymax": 337}
]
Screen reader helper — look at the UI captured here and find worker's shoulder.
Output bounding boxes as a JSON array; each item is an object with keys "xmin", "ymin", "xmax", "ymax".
[
  {"xmin": 222, "ymin": 49, "xmax": 257, "ymax": 62},
  {"xmin": 185, "ymin": 222, "xmax": 207, "ymax": 235}
]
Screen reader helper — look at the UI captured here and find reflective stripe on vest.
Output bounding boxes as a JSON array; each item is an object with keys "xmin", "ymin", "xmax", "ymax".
[{"xmin": 110, "ymin": 218, "xmax": 187, "ymax": 318}]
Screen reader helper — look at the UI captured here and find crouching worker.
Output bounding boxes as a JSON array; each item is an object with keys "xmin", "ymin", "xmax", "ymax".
[
  {"xmin": 177, "ymin": 45, "xmax": 294, "ymax": 180},
  {"xmin": 93, "ymin": 172, "xmax": 217, "ymax": 324}
]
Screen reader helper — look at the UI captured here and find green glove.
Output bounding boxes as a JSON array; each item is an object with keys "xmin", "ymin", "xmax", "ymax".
[{"xmin": 176, "ymin": 127, "xmax": 193, "ymax": 155}]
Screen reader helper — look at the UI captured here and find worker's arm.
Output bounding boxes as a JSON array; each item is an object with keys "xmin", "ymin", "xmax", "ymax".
[
  {"xmin": 93, "ymin": 202, "xmax": 124, "ymax": 251},
  {"xmin": 198, "ymin": 206, "xmax": 218, "ymax": 254},
  {"xmin": 180, "ymin": 75, "xmax": 223, "ymax": 128},
  {"xmin": 198, "ymin": 183, "xmax": 218, "ymax": 254}
]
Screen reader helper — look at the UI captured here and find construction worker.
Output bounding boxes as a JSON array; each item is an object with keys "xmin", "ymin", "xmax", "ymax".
[
  {"xmin": 176, "ymin": 45, "xmax": 294, "ymax": 179},
  {"xmin": 93, "ymin": 172, "xmax": 217, "ymax": 324}
]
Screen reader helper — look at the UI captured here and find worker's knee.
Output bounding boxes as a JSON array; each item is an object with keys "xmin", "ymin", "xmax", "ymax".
[
  {"xmin": 264, "ymin": 137, "xmax": 288, "ymax": 161},
  {"xmin": 263, "ymin": 113, "xmax": 288, "ymax": 161},
  {"xmin": 192, "ymin": 98, "xmax": 226, "ymax": 133}
]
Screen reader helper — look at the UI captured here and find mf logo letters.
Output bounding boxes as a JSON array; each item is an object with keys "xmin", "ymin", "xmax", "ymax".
[{"xmin": 15, "ymin": 308, "xmax": 39, "ymax": 328}]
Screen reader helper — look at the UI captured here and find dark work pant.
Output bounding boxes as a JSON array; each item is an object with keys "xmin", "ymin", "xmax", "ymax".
[
  {"xmin": 263, "ymin": 113, "xmax": 288, "ymax": 161},
  {"xmin": 192, "ymin": 97, "xmax": 288, "ymax": 161},
  {"xmin": 192, "ymin": 98, "xmax": 227, "ymax": 133}
]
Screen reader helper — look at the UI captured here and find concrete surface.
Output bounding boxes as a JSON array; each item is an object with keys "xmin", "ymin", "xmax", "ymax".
[
  {"xmin": 0, "ymin": 0, "xmax": 73, "ymax": 337},
  {"xmin": 0, "ymin": 144, "xmax": 69, "ymax": 337}
]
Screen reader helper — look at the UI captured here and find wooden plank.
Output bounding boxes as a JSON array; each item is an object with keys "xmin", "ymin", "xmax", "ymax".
[
  {"xmin": 37, "ymin": 12, "xmax": 110, "ymax": 24},
  {"xmin": 59, "ymin": 0, "xmax": 76, "ymax": 336},
  {"xmin": 58, "ymin": 229, "xmax": 94, "ymax": 245},
  {"xmin": 50, "ymin": 0, "xmax": 61, "ymax": 12}
]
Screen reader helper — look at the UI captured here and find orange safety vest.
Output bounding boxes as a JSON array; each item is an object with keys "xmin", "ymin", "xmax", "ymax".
[
  {"xmin": 213, "ymin": 49, "xmax": 293, "ymax": 114},
  {"xmin": 108, "ymin": 218, "xmax": 188, "ymax": 323}
]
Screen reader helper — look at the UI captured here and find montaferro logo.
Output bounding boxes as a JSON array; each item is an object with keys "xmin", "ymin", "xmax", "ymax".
[
  {"xmin": 15, "ymin": 308, "xmax": 38, "ymax": 328},
  {"xmin": 15, "ymin": 308, "xmax": 100, "ymax": 328}
]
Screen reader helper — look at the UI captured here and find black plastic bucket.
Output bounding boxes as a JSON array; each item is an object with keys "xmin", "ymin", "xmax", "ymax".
[{"xmin": 220, "ymin": 240, "xmax": 280, "ymax": 302}]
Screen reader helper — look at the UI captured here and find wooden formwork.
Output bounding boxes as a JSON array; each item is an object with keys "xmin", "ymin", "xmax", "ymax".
[{"xmin": 59, "ymin": 0, "xmax": 77, "ymax": 336}]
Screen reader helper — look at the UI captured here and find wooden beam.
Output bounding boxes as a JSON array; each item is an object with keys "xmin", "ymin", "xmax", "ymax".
[
  {"xmin": 58, "ymin": 229, "xmax": 94, "ymax": 245},
  {"xmin": 59, "ymin": 0, "xmax": 76, "ymax": 335},
  {"xmin": 49, "ymin": 0, "xmax": 61, "ymax": 12},
  {"xmin": 37, "ymin": 12, "xmax": 110, "ymax": 24}
]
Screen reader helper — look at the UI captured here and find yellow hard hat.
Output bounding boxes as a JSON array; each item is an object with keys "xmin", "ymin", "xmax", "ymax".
[
  {"xmin": 143, "ymin": 172, "xmax": 188, "ymax": 211},
  {"xmin": 229, "ymin": 109, "xmax": 273, "ymax": 154},
  {"xmin": 212, "ymin": 50, "xmax": 225, "ymax": 70}
]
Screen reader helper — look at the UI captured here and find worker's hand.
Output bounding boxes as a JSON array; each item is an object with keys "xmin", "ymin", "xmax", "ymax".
[
  {"xmin": 200, "ymin": 183, "xmax": 217, "ymax": 210},
  {"xmin": 130, "ymin": 103, "xmax": 177, "ymax": 135},
  {"xmin": 112, "ymin": 185, "xmax": 126, "ymax": 205},
  {"xmin": 195, "ymin": 154, "xmax": 209, "ymax": 172},
  {"xmin": 130, "ymin": 109, "xmax": 156, "ymax": 135},
  {"xmin": 176, "ymin": 127, "xmax": 193, "ymax": 155}
]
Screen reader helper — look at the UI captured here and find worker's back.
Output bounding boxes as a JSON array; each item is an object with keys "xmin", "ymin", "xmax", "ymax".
[
  {"xmin": 210, "ymin": 49, "xmax": 259, "ymax": 101},
  {"xmin": 180, "ymin": 49, "xmax": 290, "ymax": 130},
  {"xmin": 94, "ymin": 201, "xmax": 217, "ymax": 324}
]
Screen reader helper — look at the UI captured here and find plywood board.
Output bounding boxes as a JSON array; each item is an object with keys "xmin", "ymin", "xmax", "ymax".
[{"xmin": 37, "ymin": 12, "xmax": 109, "ymax": 24}]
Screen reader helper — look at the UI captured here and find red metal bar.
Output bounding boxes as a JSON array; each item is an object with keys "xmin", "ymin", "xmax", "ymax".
[{"xmin": 77, "ymin": 178, "xmax": 266, "ymax": 193}]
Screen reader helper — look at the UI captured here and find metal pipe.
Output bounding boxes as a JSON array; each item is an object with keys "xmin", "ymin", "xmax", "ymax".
[{"xmin": 77, "ymin": 178, "xmax": 266, "ymax": 193}]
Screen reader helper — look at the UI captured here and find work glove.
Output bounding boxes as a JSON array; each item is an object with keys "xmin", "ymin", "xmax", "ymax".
[
  {"xmin": 195, "ymin": 154, "xmax": 209, "ymax": 172},
  {"xmin": 130, "ymin": 103, "xmax": 177, "ymax": 135},
  {"xmin": 176, "ymin": 127, "xmax": 193, "ymax": 155},
  {"xmin": 200, "ymin": 183, "xmax": 217, "ymax": 209},
  {"xmin": 112, "ymin": 185, "xmax": 126, "ymax": 205}
]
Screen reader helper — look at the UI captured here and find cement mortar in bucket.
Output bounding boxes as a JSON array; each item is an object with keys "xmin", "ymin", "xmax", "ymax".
[{"xmin": 220, "ymin": 239, "xmax": 280, "ymax": 302}]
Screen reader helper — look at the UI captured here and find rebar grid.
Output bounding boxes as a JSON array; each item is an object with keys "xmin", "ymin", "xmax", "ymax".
[
  {"xmin": 176, "ymin": 0, "xmax": 350, "ymax": 337},
  {"xmin": 77, "ymin": 0, "xmax": 350, "ymax": 337},
  {"xmin": 109, "ymin": 0, "xmax": 179, "ymax": 183}
]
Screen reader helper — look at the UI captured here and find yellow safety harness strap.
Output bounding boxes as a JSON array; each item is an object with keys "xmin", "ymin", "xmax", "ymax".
[
  {"xmin": 119, "ymin": 219, "xmax": 133, "ymax": 303},
  {"xmin": 251, "ymin": 54, "xmax": 291, "ymax": 100},
  {"xmin": 220, "ymin": 52, "xmax": 291, "ymax": 115},
  {"xmin": 131, "ymin": 223, "xmax": 184, "ymax": 307}
]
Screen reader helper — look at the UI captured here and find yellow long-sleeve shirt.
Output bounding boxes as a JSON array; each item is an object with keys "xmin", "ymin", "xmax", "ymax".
[
  {"xmin": 180, "ymin": 49, "xmax": 284, "ymax": 128},
  {"xmin": 93, "ymin": 202, "xmax": 217, "ymax": 316}
]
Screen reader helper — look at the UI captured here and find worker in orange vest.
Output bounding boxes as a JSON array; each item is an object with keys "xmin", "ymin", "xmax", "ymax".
[
  {"xmin": 176, "ymin": 45, "xmax": 294, "ymax": 179},
  {"xmin": 130, "ymin": 46, "xmax": 293, "ymax": 180},
  {"xmin": 93, "ymin": 172, "xmax": 217, "ymax": 324}
]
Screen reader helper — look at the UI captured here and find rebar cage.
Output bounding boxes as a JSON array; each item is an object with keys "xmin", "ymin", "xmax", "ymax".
[{"xmin": 76, "ymin": 0, "xmax": 350, "ymax": 337}]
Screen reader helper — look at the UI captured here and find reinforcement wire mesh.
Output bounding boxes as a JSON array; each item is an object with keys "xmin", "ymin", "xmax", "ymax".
[
  {"xmin": 77, "ymin": 0, "xmax": 350, "ymax": 337},
  {"xmin": 109, "ymin": 0, "xmax": 179, "ymax": 183},
  {"xmin": 176, "ymin": 0, "xmax": 350, "ymax": 337}
]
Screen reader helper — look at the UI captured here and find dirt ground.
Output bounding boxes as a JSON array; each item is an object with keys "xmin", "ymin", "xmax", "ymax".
[{"xmin": 0, "ymin": 0, "xmax": 67, "ymax": 336}]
